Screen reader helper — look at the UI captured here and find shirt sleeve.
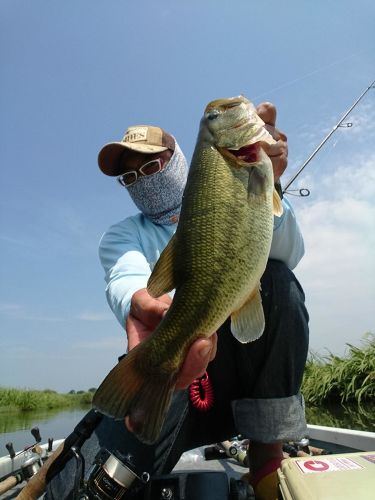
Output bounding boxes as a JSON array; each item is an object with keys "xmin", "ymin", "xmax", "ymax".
[
  {"xmin": 98, "ymin": 218, "xmax": 152, "ymax": 329},
  {"xmin": 269, "ymin": 197, "xmax": 305, "ymax": 270}
]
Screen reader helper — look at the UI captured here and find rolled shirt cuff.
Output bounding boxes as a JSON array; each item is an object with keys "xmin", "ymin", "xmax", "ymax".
[{"xmin": 231, "ymin": 393, "xmax": 307, "ymax": 443}]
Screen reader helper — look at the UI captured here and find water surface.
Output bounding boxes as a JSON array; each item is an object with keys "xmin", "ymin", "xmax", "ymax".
[
  {"xmin": 0, "ymin": 407, "xmax": 88, "ymax": 454},
  {"xmin": 1, "ymin": 402, "xmax": 374, "ymax": 459}
]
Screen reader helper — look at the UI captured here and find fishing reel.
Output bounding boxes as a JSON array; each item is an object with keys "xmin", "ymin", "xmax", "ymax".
[
  {"xmin": 76, "ymin": 448, "xmax": 253, "ymax": 499},
  {"xmin": 76, "ymin": 448, "xmax": 150, "ymax": 499},
  {"xmin": 45, "ymin": 410, "xmax": 253, "ymax": 499}
]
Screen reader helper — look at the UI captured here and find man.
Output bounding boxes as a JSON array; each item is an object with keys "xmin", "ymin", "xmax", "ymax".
[{"xmin": 46, "ymin": 103, "xmax": 309, "ymax": 500}]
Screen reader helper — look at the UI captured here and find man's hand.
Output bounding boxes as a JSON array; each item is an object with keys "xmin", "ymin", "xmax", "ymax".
[
  {"xmin": 256, "ymin": 102, "xmax": 288, "ymax": 181},
  {"xmin": 175, "ymin": 334, "xmax": 217, "ymax": 390},
  {"xmin": 126, "ymin": 288, "xmax": 171, "ymax": 350},
  {"xmin": 126, "ymin": 288, "xmax": 217, "ymax": 388}
]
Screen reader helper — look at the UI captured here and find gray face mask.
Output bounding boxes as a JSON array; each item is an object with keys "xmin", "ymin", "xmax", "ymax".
[{"xmin": 126, "ymin": 141, "xmax": 188, "ymax": 225}]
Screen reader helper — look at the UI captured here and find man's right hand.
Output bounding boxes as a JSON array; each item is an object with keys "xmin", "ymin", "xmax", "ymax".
[
  {"xmin": 126, "ymin": 288, "xmax": 172, "ymax": 350},
  {"xmin": 126, "ymin": 288, "xmax": 217, "ymax": 388}
]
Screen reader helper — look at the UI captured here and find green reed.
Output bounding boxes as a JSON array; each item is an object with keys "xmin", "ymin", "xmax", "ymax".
[
  {"xmin": 1, "ymin": 335, "xmax": 374, "ymax": 414},
  {"xmin": 0, "ymin": 388, "xmax": 93, "ymax": 412},
  {"xmin": 305, "ymin": 400, "xmax": 375, "ymax": 431},
  {"xmin": 302, "ymin": 333, "xmax": 375, "ymax": 408}
]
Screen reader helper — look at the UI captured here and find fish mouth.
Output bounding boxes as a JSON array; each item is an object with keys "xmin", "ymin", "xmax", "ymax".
[
  {"xmin": 229, "ymin": 120, "xmax": 249, "ymax": 130},
  {"xmin": 227, "ymin": 142, "xmax": 262, "ymax": 163}
]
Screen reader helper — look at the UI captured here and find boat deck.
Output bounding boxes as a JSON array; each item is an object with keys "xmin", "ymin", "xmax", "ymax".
[{"xmin": 2, "ymin": 424, "xmax": 375, "ymax": 499}]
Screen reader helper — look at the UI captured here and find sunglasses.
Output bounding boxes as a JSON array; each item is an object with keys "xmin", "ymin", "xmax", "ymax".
[{"xmin": 117, "ymin": 158, "xmax": 166, "ymax": 187}]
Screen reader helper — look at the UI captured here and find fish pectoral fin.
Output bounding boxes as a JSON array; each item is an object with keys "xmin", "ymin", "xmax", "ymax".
[
  {"xmin": 93, "ymin": 345, "xmax": 177, "ymax": 444},
  {"xmin": 248, "ymin": 166, "xmax": 266, "ymax": 196},
  {"xmin": 230, "ymin": 288, "xmax": 265, "ymax": 343},
  {"xmin": 273, "ymin": 188, "xmax": 283, "ymax": 217},
  {"xmin": 147, "ymin": 235, "xmax": 178, "ymax": 297}
]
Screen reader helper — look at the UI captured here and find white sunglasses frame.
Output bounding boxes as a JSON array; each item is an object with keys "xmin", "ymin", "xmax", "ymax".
[{"xmin": 117, "ymin": 158, "xmax": 165, "ymax": 187}]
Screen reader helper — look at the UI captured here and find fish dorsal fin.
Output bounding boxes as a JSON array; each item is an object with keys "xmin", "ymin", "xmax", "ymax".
[
  {"xmin": 273, "ymin": 188, "xmax": 283, "ymax": 217},
  {"xmin": 147, "ymin": 235, "xmax": 178, "ymax": 298},
  {"xmin": 230, "ymin": 287, "xmax": 265, "ymax": 343}
]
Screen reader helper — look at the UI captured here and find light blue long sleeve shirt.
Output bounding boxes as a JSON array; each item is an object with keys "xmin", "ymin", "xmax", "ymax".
[{"xmin": 99, "ymin": 197, "xmax": 304, "ymax": 329}]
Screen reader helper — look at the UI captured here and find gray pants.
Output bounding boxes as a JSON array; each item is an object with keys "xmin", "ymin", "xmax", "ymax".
[{"xmin": 45, "ymin": 260, "xmax": 309, "ymax": 498}]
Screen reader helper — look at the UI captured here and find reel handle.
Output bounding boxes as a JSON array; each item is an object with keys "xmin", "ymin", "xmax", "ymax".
[
  {"xmin": 31, "ymin": 427, "xmax": 42, "ymax": 443},
  {"xmin": 6, "ymin": 442, "xmax": 15, "ymax": 459}
]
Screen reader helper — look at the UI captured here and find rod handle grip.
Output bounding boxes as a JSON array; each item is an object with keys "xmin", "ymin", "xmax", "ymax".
[{"xmin": 0, "ymin": 475, "xmax": 21, "ymax": 495}]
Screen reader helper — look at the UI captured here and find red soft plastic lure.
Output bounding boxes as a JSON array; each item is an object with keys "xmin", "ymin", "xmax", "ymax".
[{"xmin": 189, "ymin": 372, "xmax": 214, "ymax": 411}]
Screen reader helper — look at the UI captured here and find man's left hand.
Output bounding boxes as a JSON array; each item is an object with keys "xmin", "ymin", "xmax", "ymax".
[
  {"xmin": 256, "ymin": 102, "xmax": 288, "ymax": 181},
  {"xmin": 175, "ymin": 334, "xmax": 218, "ymax": 390}
]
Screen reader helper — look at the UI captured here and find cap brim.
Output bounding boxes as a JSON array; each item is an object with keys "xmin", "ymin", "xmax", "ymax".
[{"xmin": 98, "ymin": 142, "xmax": 168, "ymax": 176}]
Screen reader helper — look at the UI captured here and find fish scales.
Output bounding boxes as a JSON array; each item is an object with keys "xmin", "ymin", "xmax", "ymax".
[
  {"xmin": 93, "ymin": 95, "xmax": 283, "ymax": 443},
  {"xmin": 142, "ymin": 148, "xmax": 269, "ymax": 367}
]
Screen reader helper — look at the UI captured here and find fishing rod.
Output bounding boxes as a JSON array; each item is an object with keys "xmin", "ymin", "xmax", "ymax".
[{"xmin": 283, "ymin": 78, "xmax": 375, "ymax": 195}]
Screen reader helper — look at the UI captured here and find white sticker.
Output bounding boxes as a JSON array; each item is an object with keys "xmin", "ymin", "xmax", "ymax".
[{"xmin": 296, "ymin": 457, "xmax": 364, "ymax": 474}]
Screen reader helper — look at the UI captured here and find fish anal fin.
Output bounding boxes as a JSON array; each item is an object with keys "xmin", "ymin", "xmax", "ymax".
[
  {"xmin": 273, "ymin": 188, "xmax": 283, "ymax": 217},
  {"xmin": 147, "ymin": 235, "xmax": 178, "ymax": 298},
  {"xmin": 230, "ymin": 288, "xmax": 265, "ymax": 343},
  {"xmin": 93, "ymin": 346, "xmax": 177, "ymax": 444}
]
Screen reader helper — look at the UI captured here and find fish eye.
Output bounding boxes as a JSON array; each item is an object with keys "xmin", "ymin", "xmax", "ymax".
[{"xmin": 206, "ymin": 111, "xmax": 220, "ymax": 120}]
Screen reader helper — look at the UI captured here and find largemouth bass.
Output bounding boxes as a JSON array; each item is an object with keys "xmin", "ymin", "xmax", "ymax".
[{"xmin": 93, "ymin": 95, "xmax": 283, "ymax": 443}]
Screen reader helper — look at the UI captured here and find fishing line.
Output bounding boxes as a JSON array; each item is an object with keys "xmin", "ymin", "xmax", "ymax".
[
  {"xmin": 253, "ymin": 50, "xmax": 364, "ymax": 101},
  {"xmin": 283, "ymin": 78, "xmax": 375, "ymax": 195},
  {"xmin": 286, "ymin": 123, "xmax": 346, "ymax": 196}
]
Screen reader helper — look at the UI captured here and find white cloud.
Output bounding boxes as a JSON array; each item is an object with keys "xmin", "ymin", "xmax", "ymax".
[
  {"xmin": 73, "ymin": 335, "xmax": 125, "ymax": 351},
  {"xmin": 0, "ymin": 305, "xmax": 67, "ymax": 322},
  {"xmin": 0, "ymin": 302, "xmax": 22, "ymax": 312},
  {"xmin": 288, "ymin": 98, "xmax": 375, "ymax": 193},
  {"xmin": 346, "ymin": 101, "xmax": 375, "ymax": 140},
  {"xmin": 292, "ymin": 147, "xmax": 375, "ymax": 355},
  {"xmin": 0, "ymin": 303, "xmax": 112, "ymax": 323},
  {"xmin": 0, "ymin": 235, "xmax": 34, "ymax": 248},
  {"xmin": 77, "ymin": 311, "xmax": 113, "ymax": 321},
  {"xmin": 1, "ymin": 335, "xmax": 124, "ymax": 359}
]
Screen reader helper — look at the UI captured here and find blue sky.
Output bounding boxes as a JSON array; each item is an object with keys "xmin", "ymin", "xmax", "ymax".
[{"xmin": 1, "ymin": 0, "xmax": 374, "ymax": 392}]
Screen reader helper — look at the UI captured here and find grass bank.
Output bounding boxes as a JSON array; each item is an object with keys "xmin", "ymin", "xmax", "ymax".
[
  {"xmin": 302, "ymin": 333, "xmax": 375, "ymax": 407},
  {"xmin": 0, "ymin": 388, "xmax": 93, "ymax": 412},
  {"xmin": 1, "ymin": 334, "xmax": 374, "ymax": 414}
]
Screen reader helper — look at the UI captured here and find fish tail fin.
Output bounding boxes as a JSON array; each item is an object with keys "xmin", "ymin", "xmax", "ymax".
[{"xmin": 93, "ymin": 346, "xmax": 177, "ymax": 444}]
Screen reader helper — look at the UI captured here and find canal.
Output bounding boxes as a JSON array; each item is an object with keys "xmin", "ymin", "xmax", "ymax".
[
  {"xmin": 0, "ymin": 407, "xmax": 89, "ymax": 454},
  {"xmin": 1, "ymin": 401, "xmax": 374, "ymax": 457}
]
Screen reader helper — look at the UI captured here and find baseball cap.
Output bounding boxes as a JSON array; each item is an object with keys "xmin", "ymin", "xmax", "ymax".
[{"xmin": 98, "ymin": 125, "xmax": 175, "ymax": 176}]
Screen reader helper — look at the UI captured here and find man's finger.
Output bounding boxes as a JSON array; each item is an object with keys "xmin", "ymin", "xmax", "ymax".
[
  {"xmin": 176, "ymin": 334, "xmax": 217, "ymax": 390},
  {"xmin": 256, "ymin": 102, "xmax": 276, "ymax": 127},
  {"xmin": 130, "ymin": 290, "xmax": 171, "ymax": 328}
]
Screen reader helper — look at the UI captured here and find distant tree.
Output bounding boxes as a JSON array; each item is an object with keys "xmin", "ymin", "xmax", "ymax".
[
  {"xmin": 76, "ymin": 390, "xmax": 85, "ymax": 394},
  {"xmin": 88, "ymin": 388, "xmax": 97, "ymax": 393},
  {"xmin": 68, "ymin": 390, "xmax": 76, "ymax": 394}
]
